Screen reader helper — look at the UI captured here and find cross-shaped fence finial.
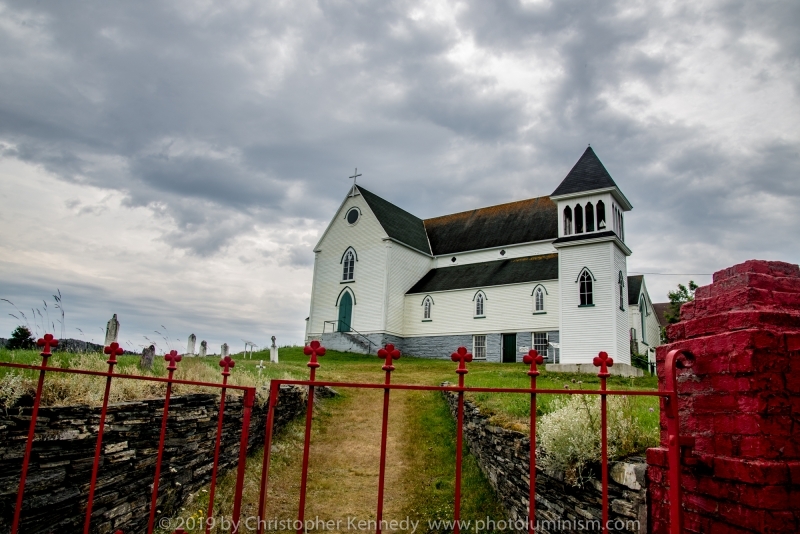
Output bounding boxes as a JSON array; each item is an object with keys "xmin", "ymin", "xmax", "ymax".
[
  {"xmin": 451, "ymin": 346, "xmax": 473, "ymax": 375},
  {"xmin": 304, "ymin": 340, "xmax": 326, "ymax": 369},
  {"xmin": 593, "ymin": 351, "xmax": 614, "ymax": 378},
  {"xmin": 219, "ymin": 355, "xmax": 235, "ymax": 377},
  {"xmin": 165, "ymin": 350, "xmax": 182, "ymax": 371},
  {"xmin": 37, "ymin": 333, "xmax": 59, "ymax": 356},
  {"xmin": 104, "ymin": 342, "xmax": 123, "ymax": 366},
  {"xmin": 523, "ymin": 349, "xmax": 544, "ymax": 377},
  {"xmin": 377, "ymin": 343, "xmax": 401, "ymax": 372}
]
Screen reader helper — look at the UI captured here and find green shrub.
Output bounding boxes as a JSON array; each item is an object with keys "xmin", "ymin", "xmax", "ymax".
[{"xmin": 537, "ymin": 394, "xmax": 658, "ymax": 486}]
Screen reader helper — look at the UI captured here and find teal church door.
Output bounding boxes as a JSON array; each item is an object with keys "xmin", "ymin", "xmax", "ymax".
[
  {"xmin": 337, "ymin": 292, "xmax": 352, "ymax": 332},
  {"xmin": 502, "ymin": 333, "xmax": 517, "ymax": 363}
]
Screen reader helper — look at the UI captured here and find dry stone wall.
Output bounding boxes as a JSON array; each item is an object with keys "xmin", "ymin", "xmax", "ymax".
[
  {"xmin": 0, "ymin": 385, "xmax": 313, "ymax": 534},
  {"xmin": 443, "ymin": 391, "xmax": 647, "ymax": 534}
]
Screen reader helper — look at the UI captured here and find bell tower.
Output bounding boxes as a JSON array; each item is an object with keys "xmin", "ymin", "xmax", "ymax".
[{"xmin": 551, "ymin": 147, "xmax": 634, "ymax": 367}]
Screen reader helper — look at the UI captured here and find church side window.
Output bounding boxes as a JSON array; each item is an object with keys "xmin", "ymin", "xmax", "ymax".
[
  {"xmin": 579, "ymin": 270, "xmax": 593, "ymax": 306},
  {"xmin": 342, "ymin": 249, "xmax": 355, "ymax": 281},
  {"xmin": 639, "ymin": 295, "xmax": 647, "ymax": 344},
  {"xmin": 618, "ymin": 271, "xmax": 625, "ymax": 311},
  {"xmin": 533, "ymin": 332, "xmax": 548, "ymax": 360},
  {"xmin": 574, "ymin": 204, "xmax": 583, "ymax": 233},
  {"xmin": 597, "ymin": 200, "xmax": 606, "ymax": 230},
  {"xmin": 563, "ymin": 206, "xmax": 573, "ymax": 235},
  {"xmin": 534, "ymin": 287, "xmax": 545, "ymax": 312},
  {"xmin": 473, "ymin": 335, "xmax": 487, "ymax": 360},
  {"xmin": 423, "ymin": 297, "xmax": 432, "ymax": 320},
  {"xmin": 585, "ymin": 203, "xmax": 595, "ymax": 232},
  {"xmin": 475, "ymin": 292, "xmax": 485, "ymax": 317}
]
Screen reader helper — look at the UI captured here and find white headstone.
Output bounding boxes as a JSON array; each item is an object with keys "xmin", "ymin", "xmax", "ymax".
[
  {"xmin": 256, "ymin": 359, "xmax": 266, "ymax": 376},
  {"xmin": 221, "ymin": 343, "xmax": 229, "ymax": 357},
  {"xmin": 199, "ymin": 340, "xmax": 207, "ymax": 357},
  {"xmin": 270, "ymin": 335, "xmax": 278, "ymax": 363},
  {"xmin": 187, "ymin": 334, "xmax": 196, "ymax": 355},
  {"xmin": 104, "ymin": 314, "xmax": 120, "ymax": 346}
]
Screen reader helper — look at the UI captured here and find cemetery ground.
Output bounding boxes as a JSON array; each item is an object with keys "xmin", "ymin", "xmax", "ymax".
[{"xmin": 0, "ymin": 347, "xmax": 659, "ymax": 533}]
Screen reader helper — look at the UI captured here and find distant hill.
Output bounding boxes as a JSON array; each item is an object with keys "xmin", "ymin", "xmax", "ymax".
[{"xmin": 0, "ymin": 337, "xmax": 135, "ymax": 354}]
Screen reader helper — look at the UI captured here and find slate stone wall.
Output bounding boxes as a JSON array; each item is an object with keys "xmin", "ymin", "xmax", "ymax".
[
  {"xmin": 0, "ymin": 385, "xmax": 312, "ymax": 534},
  {"xmin": 443, "ymin": 391, "xmax": 647, "ymax": 534},
  {"xmin": 647, "ymin": 260, "xmax": 800, "ymax": 533}
]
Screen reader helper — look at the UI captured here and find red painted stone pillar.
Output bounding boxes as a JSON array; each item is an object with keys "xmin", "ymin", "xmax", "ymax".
[{"xmin": 647, "ymin": 260, "xmax": 800, "ymax": 533}]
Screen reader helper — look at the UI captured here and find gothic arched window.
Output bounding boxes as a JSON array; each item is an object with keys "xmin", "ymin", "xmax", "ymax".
[
  {"xmin": 342, "ymin": 249, "xmax": 355, "ymax": 281},
  {"xmin": 618, "ymin": 271, "xmax": 625, "ymax": 311},
  {"xmin": 578, "ymin": 269, "xmax": 594, "ymax": 306},
  {"xmin": 474, "ymin": 291, "xmax": 486, "ymax": 317},
  {"xmin": 575, "ymin": 204, "xmax": 584, "ymax": 233},
  {"xmin": 585, "ymin": 202, "xmax": 595, "ymax": 232},
  {"xmin": 563, "ymin": 206, "xmax": 573, "ymax": 235},
  {"xmin": 423, "ymin": 297, "xmax": 432, "ymax": 320},
  {"xmin": 639, "ymin": 295, "xmax": 647, "ymax": 343},
  {"xmin": 534, "ymin": 287, "xmax": 545, "ymax": 312}
]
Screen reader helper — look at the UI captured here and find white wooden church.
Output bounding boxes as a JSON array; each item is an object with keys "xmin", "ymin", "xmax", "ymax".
[{"xmin": 305, "ymin": 148, "xmax": 660, "ymax": 375}]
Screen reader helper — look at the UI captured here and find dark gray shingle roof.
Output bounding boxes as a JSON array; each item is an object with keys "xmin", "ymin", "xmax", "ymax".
[
  {"xmin": 423, "ymin": 197, "xmax": 557, "ymax": 255},
  {"xmin": 357, "ymin": 186, "xmax": 432, "ymax": 254},
  {"xmin": 407, "ymin": 253, "xmax": 558, "ymax": 294},
  {"xmin": 552, "ymin": 147, "xmax": 619, "ymax": 197},
  {"xmin": 628, "ymin": 275, "xmax": 644, "ymax": 305}
]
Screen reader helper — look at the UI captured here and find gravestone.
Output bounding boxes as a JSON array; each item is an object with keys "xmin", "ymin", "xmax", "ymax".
[
  {"xmin": 256, "ymin": 359, "xmax": 266, "ymax": 377},
  {"xmin": 199, "ymin": 340, "xmax": 207, "ymax": 357},
  {"xmin": 186, "ymin": 333, "xmax": 196, "ymax": 356},
  {"xmin": 104, "ymin": 314, "xmax": 120, "ymax": 346},
  {"xmin": 270, "ymin": 335, "xmax": 279, "ymax": 363},
  {"xmin": 140, "ymin": 345, "xmax": 156, "ymax": 370},
  {"xmin": 221, "ymin": 343, "xmax": 229, "ymax": 357}
]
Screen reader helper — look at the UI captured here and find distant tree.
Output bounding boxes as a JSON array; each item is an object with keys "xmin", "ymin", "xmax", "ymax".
[
  {"xmin": 7, "ymin": 326, "xmax": 35, "ymax": 350},
  {"xmin": 664, "ymin": 281, "xmax": 699, "ymax": 324}
]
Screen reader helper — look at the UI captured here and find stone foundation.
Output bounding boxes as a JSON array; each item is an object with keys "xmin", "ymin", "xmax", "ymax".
[{"xmin": 443, "ymin": 391, "xmax": 647, "ymax": 534}]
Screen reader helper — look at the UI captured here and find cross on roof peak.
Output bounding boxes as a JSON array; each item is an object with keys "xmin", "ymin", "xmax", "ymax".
[{"xmin": 348, "ymin": 167, "xmax": 362, "ymax": 197}]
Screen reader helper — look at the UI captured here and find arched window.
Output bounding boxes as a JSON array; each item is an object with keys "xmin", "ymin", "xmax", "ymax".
[
  {"xmin": 597, "ymin": 200, "xmax": 606, "ymax": 230},
  {"xmin": 563, "ymin": 206, "xmax": 573, "ymax": 235},
  {"xmin": 639, "ymin": 295, "xmax": 647, "ymax": 343},
  {"xmin": 578, "ymin": 269, "xmax": 593, "ymax": 306},
  {"xmin": 618, "ymin": 271, "xmax": 625, "ymax": 311},
  {"xmin": 474, "ymin": 292, "xmax": 485, "ymax": 317},
  {"xmin": 423, "ymin": 297, "xmax": 432, "ymax": 320},
  {"xmin": 342, "ymin": 249, "xmax": 355, "ymax": 281},
  {"xmin": 585, "ymin": 203, "xmax": 595, "ymax": 232},
  {"xmin": 575, "ymin": 204, "xmax": 584, "ymax": 233},
  {"xmin": 620, "ymin": 212, "xmax": 625, "ymax": 241},
  {"xmin": 534, "ymin": 287, "xmax": 545, "ymax": 312}
]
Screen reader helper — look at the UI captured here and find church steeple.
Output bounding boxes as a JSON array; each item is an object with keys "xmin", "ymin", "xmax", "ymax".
[{"xmin": 551, "ymin": 147, "xmax": 632, "ymax": 210}]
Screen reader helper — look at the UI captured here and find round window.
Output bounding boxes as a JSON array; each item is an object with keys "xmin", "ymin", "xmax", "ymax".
[
  {"xmin": 346, "ymin": 208, "xmax": 360, "ymax": 225},
  {"xmin": 500, "ymin": 250, "xmax": 506, "ymax": 256},
  {"xmin": 451, "ymin": 257, "xmax": 457, "ymax": 263}
]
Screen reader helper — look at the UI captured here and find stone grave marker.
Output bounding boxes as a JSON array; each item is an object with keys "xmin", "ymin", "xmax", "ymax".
[
  {"xmin": 141, "ymin": 344, "xmax": 156, "ymax": 370},
  {"xmin": 187, "ymin": 333, "xmax": 196, "ymax": 356},
  {"xmin": 270, "ymin": 335, "xmax": 279, "ymax": 363},
  {"xmin": 104, "ymin": 314, "xmax": 120, "ymax": 346},
  {"xmin": 199, "ymin": 340, "xmax": 207, "ymax": 357},
  {"xmin": 221, "ymin": 343, "xmax": 229, "ymax": 357}
]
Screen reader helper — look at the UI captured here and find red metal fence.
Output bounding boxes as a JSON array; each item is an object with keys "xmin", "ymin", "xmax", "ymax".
[
  {"xmin": 3, "ymin": 337, "xmax": 690, "ymax": 534},
  {"xmin": 1, "ymin": 335, "xmax": 257, "ymax": 534}
]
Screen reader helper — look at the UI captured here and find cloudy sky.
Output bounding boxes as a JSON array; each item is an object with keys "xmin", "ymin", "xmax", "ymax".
[{"xmin": 1, "ymin": 0, "xmax": 798, "ymax": 352}]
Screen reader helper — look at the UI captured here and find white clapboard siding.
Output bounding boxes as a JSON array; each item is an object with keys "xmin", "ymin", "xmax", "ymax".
[
  {"xmin": 307, "ymin": 192, "xmax": 390, "ymax": 336},
  {"xmin": 629, "ymin": 278, "xmax": 661, "ymax": 358},
  {"xmin": 432, "ymin": 241, "xmax": 557, "ymax": 268},
  {"xmin": 558, "ymin": 241, "xmax": 618, "ymax": 363},
  {"xmin": 402, "ymin": 280, "xmax": 560, "ymax": 336},
  {"xmin": 613, "ymin": 245, "xmax": 631, "ymax": 365},
  {"xmin": 385, "ymin": 244, "xmax": 434, "ymax": 336}
]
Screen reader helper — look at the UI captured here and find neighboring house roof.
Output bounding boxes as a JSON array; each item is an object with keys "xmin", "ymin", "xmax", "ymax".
[
  {"xmin": 423, "ymin": 196, "xmax": 558, "ymax": 255},
  {"xmin": 652, "ymin": 302, "xmax": 671, "ymax": 327},
  {"xmin": 357, "ymin": 186, "xmax": 432, "ymax": 254},
  {"xmin": 407, "ymin": 253, "xmax": 558, "ymax": 294},
  {"xmin": 551, "ymin": 146, "xmax": 620, "ymax": 197},
  {"xmin": 628, "ymin": 274, "xmax": 644, "ymax": 305}
]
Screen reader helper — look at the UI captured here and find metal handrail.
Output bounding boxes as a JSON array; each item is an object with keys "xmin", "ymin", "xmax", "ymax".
[{"xmin": 323, "ymin": 320, "xmax": 376, "ymax": 354}]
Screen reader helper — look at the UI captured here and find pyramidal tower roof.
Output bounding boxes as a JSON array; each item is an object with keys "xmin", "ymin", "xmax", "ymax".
[{"xmin": 551, "ymin": 147, "xmax": 632, "ymax": 209}]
